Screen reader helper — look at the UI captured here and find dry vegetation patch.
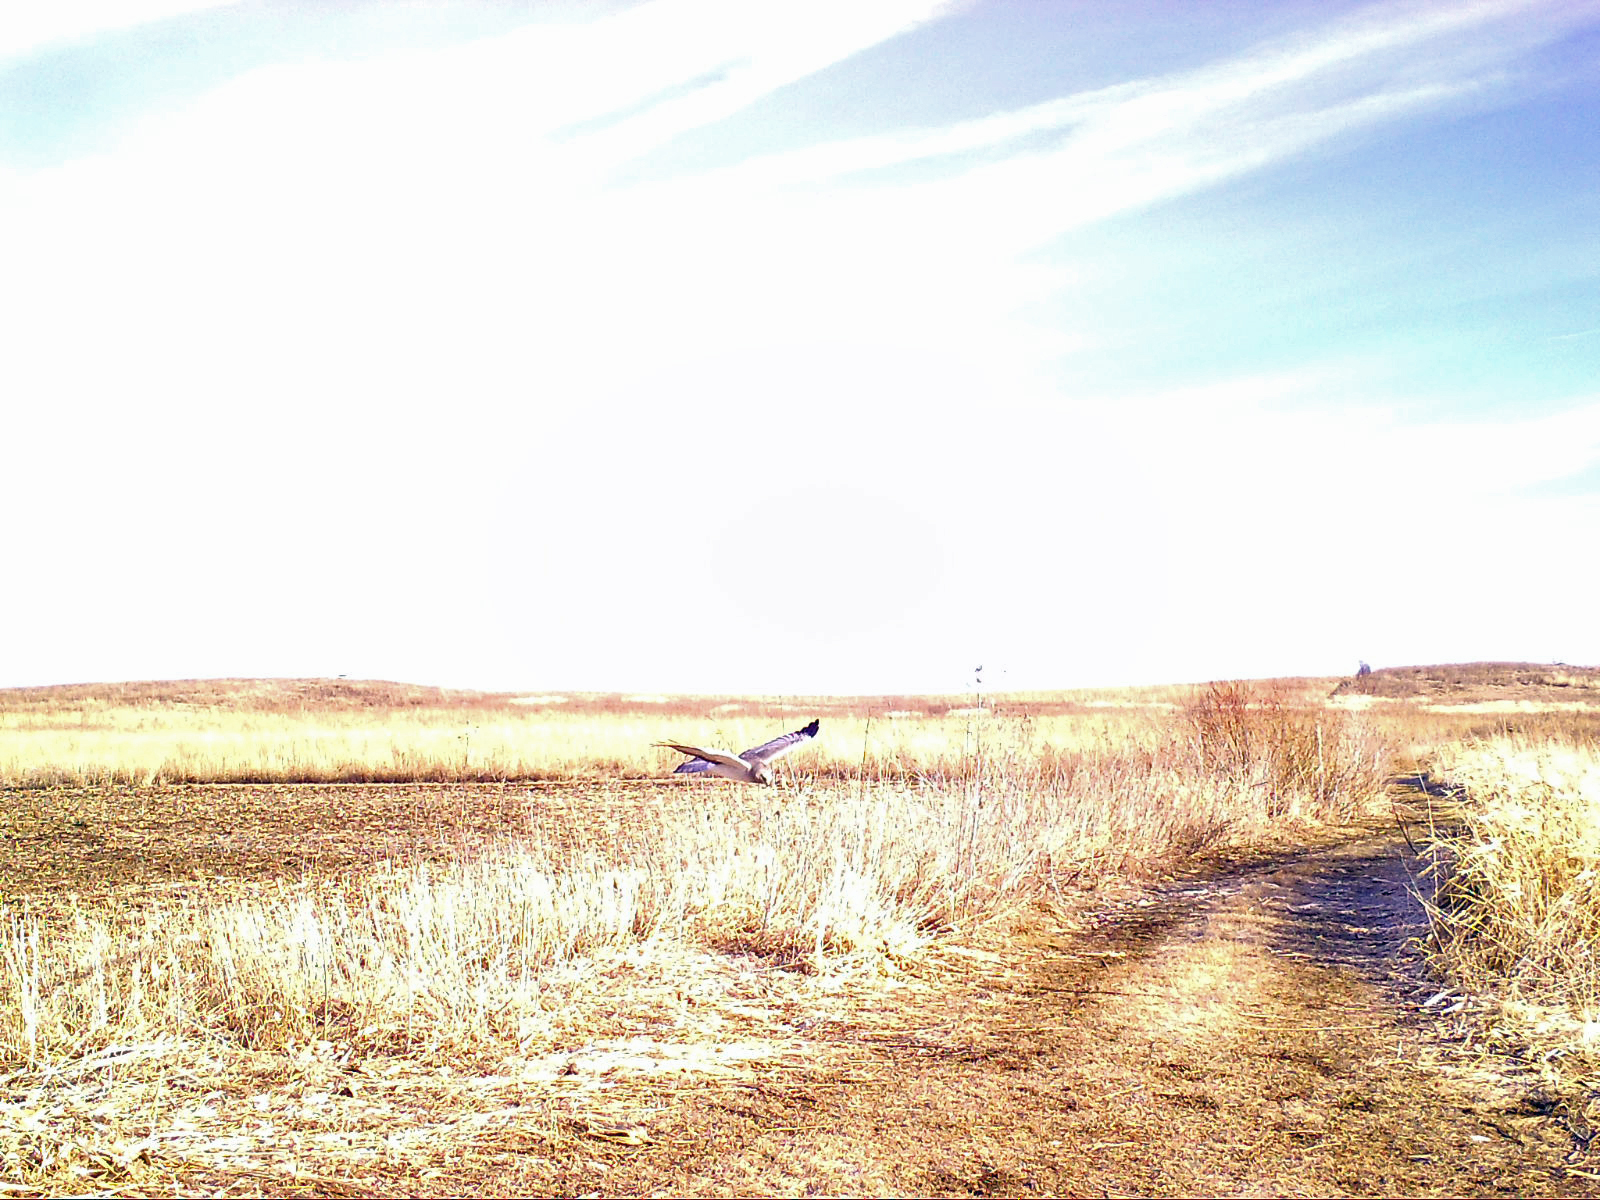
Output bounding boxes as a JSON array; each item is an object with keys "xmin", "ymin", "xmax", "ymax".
[
  {"xmin": 1418, "ymin": 735, "xmax": 1600, "ymax": 1108},
  {"xmin": 0, "ymin": 675, "xmax": 1361, "ymax": 788},
  {"xmin": 4, "ymin": 669, "xmax": 1599, "ymax": 1193},
  {"xmin": 1333, "ymin": 661, "xmax": 1600, "ymax": 707}
]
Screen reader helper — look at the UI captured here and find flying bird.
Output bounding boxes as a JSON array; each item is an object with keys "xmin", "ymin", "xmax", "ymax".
[{"xmin": 655, "ymin": 719, "xmax": 821, "ymax": 784}]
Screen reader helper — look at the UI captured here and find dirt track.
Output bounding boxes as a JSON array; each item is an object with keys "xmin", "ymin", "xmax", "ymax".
[
  {"xmin": 498, "ymin": 822, "xmax": 1594, "ymax": 1197},
  {"xmin": 7, "ymin": 783, "xmax": 1596, "ymax": 1195}
]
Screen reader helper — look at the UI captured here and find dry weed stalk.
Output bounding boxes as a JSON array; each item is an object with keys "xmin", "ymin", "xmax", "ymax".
[
  {"xmin": 1415, "ymin": 734, "xmax": 1600, "ymax": 1109},
  {"xmin": 1424, "ymin": 737, "xmax": 1600, "ymax": 1011},
  {"xmin": 1182, "ymin": 680, "xmax": 1390, "ymax": 821}
]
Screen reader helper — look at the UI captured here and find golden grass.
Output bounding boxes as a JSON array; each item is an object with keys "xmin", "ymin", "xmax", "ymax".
[
  {"xmin": 0, "ymin": 680, "xmax": 1167, "ymax": 787},
  {"xmin": 1401, "ymin": 729, "xmax": 1600, "ymax": 1123},
  {"xmin": 0, "ymin": 675, "xmax": 1380, "ymax": 789},
  {"xmin": 1423, "ymin": 735, "xmax": 1600, "ymax": 1052},
  {"xmin": 0, "ymin": 677, "xmax": 1399, "ymax": 1190},
  {"xmin": 4, "ymin": 668, "xmax": 1598, "ymax": 1191},
  {"xmin": 2, "ymin": 731, "xmax": 1387, "ymax": 1063}
]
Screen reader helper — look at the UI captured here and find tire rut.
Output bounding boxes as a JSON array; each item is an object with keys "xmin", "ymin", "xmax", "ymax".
[{"xmin": 503, "ymin": 827, "xmax": 1593, "ymax": 1196}]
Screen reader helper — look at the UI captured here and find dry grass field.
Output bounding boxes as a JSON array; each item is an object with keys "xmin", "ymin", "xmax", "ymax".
[
  {"xmin": 0, "ymin": 677, "xmax": 1218, "ymax": 788},
  {"xmin": 2, "ymin": 665, "xmax": 1599, "ymax": 1195}
]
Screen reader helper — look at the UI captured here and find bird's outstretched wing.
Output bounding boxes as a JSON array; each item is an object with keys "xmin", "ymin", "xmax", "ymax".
[
  {"xmin": 654, "ymin": 741, "xmax": 748, "ymax": 773},
  {"xmin": 740, "ymin": 719, "xmax": 821, "ymax": 766}
]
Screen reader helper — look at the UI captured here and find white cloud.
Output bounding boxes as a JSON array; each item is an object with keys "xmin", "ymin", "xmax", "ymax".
[
  {"xmin": 0, "ymin": 0, "xmax": 241, "ymax": 62},
  {"xmin": 4, "ymin": 0, "xmax": 1571, "ymax": 413},
  {"xmin": 676, "ymin": 0, "xmax": 1584, "ymax": 236},
  {"xmin": 4, "ymin": 0, "xmax": 1598, "ymax": 689}
]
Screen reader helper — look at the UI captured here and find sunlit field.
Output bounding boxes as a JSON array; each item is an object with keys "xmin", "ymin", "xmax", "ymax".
[
  {"xmin": 0, "ymin": 678, "xmax": 1208, "ymax": 787},
  {"xmin": 3, "ymin": 665, "xmax": 1598, "ymax": 1191},
  {"xmin": 7, "ymin": 673, "xmax": 1593, "ymax": 789}
]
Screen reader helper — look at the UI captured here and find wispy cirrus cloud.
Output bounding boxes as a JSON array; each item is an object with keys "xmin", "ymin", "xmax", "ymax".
[
  {"xmin": 5, "ymin": 0, "xmax": 1588, "ymax": 416},
  {"xmin": 662, "ymin": 0, "xmax": 1595, "ymax": 252},
  {"xmin": 539, "ymin": 0, "xmax": 967, "ymax": 169},
  {"xmin": 0, "ymin": 0, "xmax": 240, "ymax": 61}
]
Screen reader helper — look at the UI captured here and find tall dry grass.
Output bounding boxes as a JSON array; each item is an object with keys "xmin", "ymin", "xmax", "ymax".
[
  {"xmin": 0, "ymin": 677, "xmax": 1400, "ymax": 1189},
  {"xmin": 0, "ymin": 676, "xmax": 1371, "ymax": 788},
  {"xmin": 1, "ymin": 684, "xmax": 1393, "ymax": 1065},
  {"xmin": 1414, "ymin": 734, "xmax": 1600, "ymax": 1111},
  {"xmin": 1424, "ymin": 735, "xmax": 1600, "ymax": 1027},
  {"xmin": 0, "ymin": 693, "xmax": 1172, "ymax": 787},
  {"xmin": 1181, "ymin": 680, "xmax": 1389, "ymax": 820}
]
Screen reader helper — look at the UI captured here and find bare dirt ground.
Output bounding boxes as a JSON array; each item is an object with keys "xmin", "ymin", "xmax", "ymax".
[
  {"xmin": 5, "ymin": 783, "xmax": 1596, "ymax": 1196},
  {"xmin": 487, "ymin": 820, "xmax": 1592, "ymax": 1197}
]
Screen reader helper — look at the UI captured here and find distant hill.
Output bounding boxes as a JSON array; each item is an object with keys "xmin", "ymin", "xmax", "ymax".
[
  {"xmin": 0, "ymin": 675, "xmax": 1300, "ymax": 719},
  {"xmin": 0, "ymin": 677, "xmax": 509, "ymax": 712},
  {"xmin": 7, "ymin": 665, "xmax": 1594, "ymax": 717},
  {"xmin": 1329, "ymin": 662, "xmax": 1600, "ymax": 704},
  {"xmin": 0, "ymin": 678, "xmax": 983, "ymax": 719}
]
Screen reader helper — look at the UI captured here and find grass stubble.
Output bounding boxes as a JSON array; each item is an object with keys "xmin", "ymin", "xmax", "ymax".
[{"xmin": 0, "ymin": 668, "xmax": 1595, "ymax": 1192}]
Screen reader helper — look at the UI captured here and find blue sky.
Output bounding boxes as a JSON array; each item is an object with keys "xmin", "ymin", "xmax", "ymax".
[{"xmin": 4, "ymin": 0, "xmax": 1598, "ymax": 695}]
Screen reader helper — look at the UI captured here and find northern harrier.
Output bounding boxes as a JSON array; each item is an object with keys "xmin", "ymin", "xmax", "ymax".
[{"xmin": 655, "ymin": 719, "xmax": 820, "ymax": 784}]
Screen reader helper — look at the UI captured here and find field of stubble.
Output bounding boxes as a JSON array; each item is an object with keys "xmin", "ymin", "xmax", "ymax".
[{"xmin": 4, "ymin": 668, "xmax": 1599, "ymax": 1195}]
